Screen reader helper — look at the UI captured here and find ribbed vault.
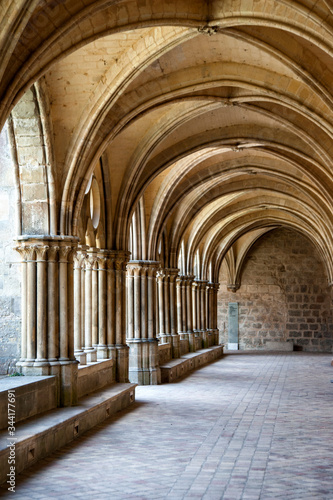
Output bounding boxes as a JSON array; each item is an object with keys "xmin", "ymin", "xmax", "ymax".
[{"xmin": 2, "ymin": 0, "xmax": 333, "ymax": 290}]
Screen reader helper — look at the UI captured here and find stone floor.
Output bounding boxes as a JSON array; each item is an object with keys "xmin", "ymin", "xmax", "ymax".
[{"xmin": 1, "ymin": 352, "xmax": 333, "ymax": 499}]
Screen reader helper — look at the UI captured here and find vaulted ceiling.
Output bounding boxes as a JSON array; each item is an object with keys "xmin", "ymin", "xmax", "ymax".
[{"xmin": 2, "ymin": 0, "xmax": 333, "ymax": 283}]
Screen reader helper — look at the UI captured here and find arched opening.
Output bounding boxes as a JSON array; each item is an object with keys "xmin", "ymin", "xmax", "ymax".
[{"xmin": 218, "ymin": 228, "xmax": 333, "ymax": 351}]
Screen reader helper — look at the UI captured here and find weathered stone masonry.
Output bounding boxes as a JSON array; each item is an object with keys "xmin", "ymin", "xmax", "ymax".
[{"xmin": 218, "ymin": 229, "xmax": 333, "ymax": 352}]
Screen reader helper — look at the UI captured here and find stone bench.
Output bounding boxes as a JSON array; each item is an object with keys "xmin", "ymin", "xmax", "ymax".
[
  {"xmin": 160, "ymin": 345, "xmax": 224, "ymax": 383},
  {"xmin": 0, "ymin": 382, "xmax": 136, "ymax": 486}
]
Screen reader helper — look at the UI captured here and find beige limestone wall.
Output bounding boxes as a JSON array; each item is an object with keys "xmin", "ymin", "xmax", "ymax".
[
  {"xmin": 218, "ymin": 228, "xmax": 333, "ymax": 352},
  {"xmin": 0, "ymin": 124, "xmax": 21, "ymax": 373}
]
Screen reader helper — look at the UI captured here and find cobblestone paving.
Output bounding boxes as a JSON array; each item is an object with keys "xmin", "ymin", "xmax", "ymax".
[{"xmin": 1, "ymin": 352, "xmax": 333, "ymax": 499}]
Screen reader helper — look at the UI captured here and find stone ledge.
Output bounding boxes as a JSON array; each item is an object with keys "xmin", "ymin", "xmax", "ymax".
[
  {"xmin": 78, "ymin": 359, "xmax": 115, "ymax": 398},
  {"xmin": 0, "ymin": 382, "xmax": 136, "ymax": 486},
  {"xmin": 0, "ymin": 376, "xmax": 57, "ymax": 431},
  {"xmin": 160, "ymin": 345, "xmax": 224, "ymax": 383},
  {"xmin": 158, "ymin": 343, "xmax": 172, "ymax": 365}
]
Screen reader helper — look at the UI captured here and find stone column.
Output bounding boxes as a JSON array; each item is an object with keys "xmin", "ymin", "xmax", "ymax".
[
  {"xmin": 91, "ymin": 256, "xmax": 99, "ymax": 349},
  {"xmin": 107, "ymin": 251, "xmax": 130, "ymax": 382},
  {"xmin": 83, "ymin": 251, "xmax": 97, "ymax": 362},
  {"xmin": 176, "ymin": 276, "xmax": 183, "ymax": 335},
  {"xmin": 73, "ymin": 248, "xmax": 87, "ymax": 365},
  {"xmin": 15, "ymin": 237, "xmax": 79, "ymax": 407},
  {"xmin": 192, "ymin": 280, "xmax": 200, "ymax": 350},
  {"xmin": 106, "ymin": 252, "xmax": 116, "ymax": 373},
  {"xmin": 176, "ymin": 275, "xmax": 190, "ymax": 353},
  {"xmin": 47, "ymin": 245, "xmax": 59, "ymax": 364},
  {"xmin": 200, "ymin": 280, "xmax": 209, "ymax": 347},
  {"xmin": 126, "ymin": 261, "xmax": 160, "ymax": 385},
  {"xmin": 195, "ymin": 280, "xmax": 201, "ymax": 339},
  {"xmin": 185, "ymin": 275, "xmax": 195, "ymax": 351},
  {"xmin": 166, "ymin": 269, "xmax": 179, "ymax": 358},
  {"xmin": 156, "ymin": 269, "xmax": 166, "ymax": 343},
  {"xmin": 96, "ymin": 251, "xmax": 108, "ymax": 359},
  {"xmin": 211, "ymin": 282, "xmax": 220, "ymax": 344},
  {"xmin": 181, "ymin": 276, "xmax": 187, "ymax": 337},
  {"xmin": 205, "ymin": 282, "xmax": 214, "ymax": 347}
]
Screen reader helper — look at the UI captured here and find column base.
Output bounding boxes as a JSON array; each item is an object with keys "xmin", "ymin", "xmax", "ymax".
[
  {"xmin": 59, "ymin": 361, "xmax": 78, "ymax": 407},
  {"xmin": 84, "ymin": 348, "xmax": 97, "ymax": 363},
  {"xmin": 159, "ymin": 333, "xmax": 172, "ymax": 344},
  {"xmin": 171, "ymin": 334, "xmax": 180, "ymax": 359},
  {"xmin": 74, "ymin": 351, "xmax": 87, "ymax": 365},
  {"xmin": 127, "ymin": 339, "xmax": 160, "ymax": 385},
  {"xmin": 107, "ymin": 346, "xmax": 117, "ymax": 381},
  {"xmin": 149, "ymin": 338, "xmax": 161, "ymax": 385},
  {"xmin": 115, "ymin": 344, "xmax": 129, "ymax": 383},
  {"xmin": 97, "ymin": 345, "xmax": 108, "ymax": 360},
  {"xmin": 159, "ymin": 333, "xmax": 172, "ymax": 345},
  {"xmin": 21, "ymin": 363, "xmax": 50, "ymax": 376},
  {"xmin": 206, "ymin": 329, "xmax": 215, "ymax": 347},
  {"xmin": 202, "ymin": 330, "xmax": 209, "ymax": 348},
  {"xmin": 188, "ymin": 331, "xmax": 196, "ymax": 352}
]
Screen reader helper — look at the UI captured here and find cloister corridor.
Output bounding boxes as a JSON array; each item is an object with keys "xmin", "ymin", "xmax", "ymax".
[
  {"xmin": 1, "ymin": 1, "xmax": 333, "ymax": 498},
  {"xmin": 1, "ymin": 352, "xmax": 333, "ymax": 500}
]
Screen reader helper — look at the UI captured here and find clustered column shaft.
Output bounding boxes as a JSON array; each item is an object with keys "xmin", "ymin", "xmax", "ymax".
[
  {"xmin": 15, "ymin": 237, "xmax": 78, "ymax": 407},
  {"xmin": 16, "ymin": 238, "xmax": 220, "ymax": 391},
  {"xmin": 126, "ymin": 261, "xmax": 160, "ymax": 385},
  {"xmin": 73, "ymin": 248, "xmax": 130, "ymax": 382}
]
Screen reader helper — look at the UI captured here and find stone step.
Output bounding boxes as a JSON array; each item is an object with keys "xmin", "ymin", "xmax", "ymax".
[
  {"xmin": 160, "ymin": 345, "xmax": 224, "ymax": 383},
  {"xmin": 0, "ymin": 382, "xmax": 136, "ymax": 487},
  {"xmin": 0, "ymin": 376, "xmax": 57, "ymax": 431}
]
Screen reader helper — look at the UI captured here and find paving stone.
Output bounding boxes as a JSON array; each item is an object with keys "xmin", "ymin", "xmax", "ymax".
[{"xmin": 1, "ymin": 352, "xmax": 333, "ymax": 498}]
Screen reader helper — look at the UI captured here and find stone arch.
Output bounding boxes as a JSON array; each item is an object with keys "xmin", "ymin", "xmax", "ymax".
[
  {"xmin": 7, "ymin": 79, "xmax": 57, "ymax": 236},
  {"xmin": 217, "ymin": 227, "xmax": 333, "ymax": 352}
]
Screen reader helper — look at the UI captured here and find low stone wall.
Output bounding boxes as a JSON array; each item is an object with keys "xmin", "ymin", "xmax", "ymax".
[
  {"xmin": 195, "ymin": 335, "xmax": 203, "ymax": 350},
  {"xmin": 0, "ymin": 383, "xmax": 136, "ymax": 486},
  {"xmin": 160, "ymin": 345, "xmax": 224, "ymax": 383},
  {"xmin": 77, "ymin": 359, "xmax": 115, "ymax": 399},
  {"xmin": 158, "ymin": 343, "xmax": 172, "ymax": 365},
  {"xmin": 179, "ymin": 338, "xmax": 190, "ymax": 356},
  {"xmin": 0, "ymin": 376, "xmax": 57, "ymax": 430}
]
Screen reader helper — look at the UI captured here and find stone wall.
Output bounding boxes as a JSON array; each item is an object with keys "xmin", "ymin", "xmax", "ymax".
[
  {"xmin": 0, "ymin": 123, "xmax": 21, "ymax": 373},
  {"xmin": 218, "ymin": 228, "xmax": 333, "ymax": 352}
]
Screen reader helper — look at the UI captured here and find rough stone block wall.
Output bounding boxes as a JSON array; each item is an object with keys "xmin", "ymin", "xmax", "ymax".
[
  {"xmin": 0, "ymin": 124, "xmax": 21, "ymax": 373},
  {"xmin": 218, "ymin": 228, "xmax": 333, "ymax": 352}
]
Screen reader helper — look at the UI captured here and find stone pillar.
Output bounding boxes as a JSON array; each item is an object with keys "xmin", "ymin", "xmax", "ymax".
[
  {"xmin": 105, "ymin": 251, "xmax": 130, "ymax": 382},
  {"xmin": 176, "ymin": 275, "xmax": 191, "ymax": 353},
  {"xmin": 192, "ymin": 280, "xmax": 198, "ymax": 333},
  {"xmin": 199, "ymin": 280, "xmax": 209, "ymax": 347},
  {"xmin": 185, "ymin": 275, "xmax": 195, "ymax": 351},
  {"xmin": 157, "ymin": 269, "xmax": 166, "ymax": 343},
  {"xmin": 126, "ymin": 261, "xmax": 160, "ymax": 385},
  {"xmin": 181, "ymin": 276, "xmax": 187, "ymax": 336},
  {"xmin": 83, "ymin": 251, "xmax": 97, "ymax": 362},
  {"xmin": 167, "ymin": 269, "xmax": 180, "ymax": 358},
  {"xmin": 193, "ymin": 280, "xmax": 204, "ymax": 347},
  {"xmin": 206, "ymin": 282, "xmax": 214, "ymax": 347},
  {"xmin": 211, "ymin": 282, "xmax": 220, "ymax": 344},
  {"xmin": 96, "ymin": 251, "xmax": 108, "ymax": 359},
  {"xmin": 176, "ymin": 276, "xmax": 183, "ymax": 335},
  {"xmin": 92, "ymin": 256, "xmax": 99, "ymax": 349},
  {"xmin": 73, "ymin": 247, "xmax": 109, "ymax": 363},
  {"xmin": 192, "ymin": 280, "xmax": 201, "ymax": 350},
  {"xmin": 15, "ymin": 237, "xmax": 79, "ymax": 407},
  {"xmin": 73, "ymin": 248, "xmax": 87, "ymax": 365}
]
